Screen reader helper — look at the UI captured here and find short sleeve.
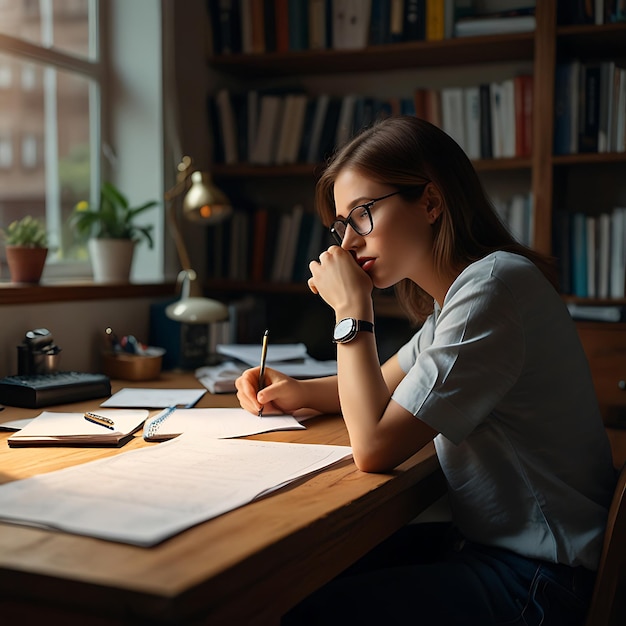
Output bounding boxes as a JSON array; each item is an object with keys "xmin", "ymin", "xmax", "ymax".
[{"xmin": 392, "ymin": 268, "xmax": 525, "ymax": 444}]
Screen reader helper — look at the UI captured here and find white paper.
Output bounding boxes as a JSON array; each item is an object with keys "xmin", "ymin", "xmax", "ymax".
[
  {"xmin": 101, "ymin": 387, "xmax": 206, "ymax": 408},
  {"xmin": 8, "ymin": 410, "xmax": 148, "ymax": 441},
  {"xmin": 143, "ymin": 407, "xmax": 305, "ymax": 441},
  {"xmin": 216, "ymin": 343, "xmax": 308, "ymax": 366},
  {"xmin": 0, "ymin": 435, "xmax": 352, "ymax": 546},
  {"xmin": 0, "ymin": 418, "xmax": 33, "ymax": 431}
]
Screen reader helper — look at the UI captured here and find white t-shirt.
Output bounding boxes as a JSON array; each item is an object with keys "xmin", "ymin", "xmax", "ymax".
[{"xmin": 394, "ymin": 251, "xmax": 615, "ymax": 570}]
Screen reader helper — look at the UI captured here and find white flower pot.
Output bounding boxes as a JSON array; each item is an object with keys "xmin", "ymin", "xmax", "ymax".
[{"xmin": 88, "ymin": 238, "xmax": 136, "ymax": 283}]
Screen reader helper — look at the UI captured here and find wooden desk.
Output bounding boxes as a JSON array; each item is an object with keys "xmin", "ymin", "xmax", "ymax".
[{"xmin": 0, "ymin": 372, "xmax": 444, "ymax": 625}]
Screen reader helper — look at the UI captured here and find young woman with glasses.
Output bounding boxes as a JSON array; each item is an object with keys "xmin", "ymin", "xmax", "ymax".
[{"xmin": 235, "ymin": 115, "xmax": 616, "ymax": 626}]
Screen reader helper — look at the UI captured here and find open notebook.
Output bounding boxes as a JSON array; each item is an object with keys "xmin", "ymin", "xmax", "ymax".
[
  {"xmin": 143, "ymin": 407, "xmax": 305, "ymax": 442},
  {"xmin": 7, "ymin": 409, "xmax": 149, "ymax": 447}
]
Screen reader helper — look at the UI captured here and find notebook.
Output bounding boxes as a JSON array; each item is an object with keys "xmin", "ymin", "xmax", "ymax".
[
  {"xmin": 7, "ymin": 409, "xmax": 149, "ymax": 447},
  {"xmin": 143, "ymin": 407, "xmax": 305, "ymax": 442}
]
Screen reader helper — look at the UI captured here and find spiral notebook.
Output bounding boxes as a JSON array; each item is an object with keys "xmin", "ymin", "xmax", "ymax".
[{"xmin": 143, "ymin": 407, "xmax": 305, "ymax": 442}]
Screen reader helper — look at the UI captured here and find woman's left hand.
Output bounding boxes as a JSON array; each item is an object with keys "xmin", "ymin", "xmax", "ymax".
[{"xmin": 308, "ymin": 245, "xmax": 373, "ymax": 316}]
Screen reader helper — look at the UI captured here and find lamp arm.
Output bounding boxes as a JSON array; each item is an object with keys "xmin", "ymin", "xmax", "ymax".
[{"xmin": 167, "ymin": 193, "xmax": 193, "ymax": 273}]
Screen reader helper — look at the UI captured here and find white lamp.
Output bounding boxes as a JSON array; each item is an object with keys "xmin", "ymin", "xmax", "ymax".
[{"xmin": 164, "ymin": 156, "xmax": 232, "ymax": 325}]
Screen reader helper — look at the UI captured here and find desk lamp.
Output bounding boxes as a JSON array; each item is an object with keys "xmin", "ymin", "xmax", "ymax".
[{"xmin": 164, "ymin": 156, "xmax": 232, "ymax": 325}]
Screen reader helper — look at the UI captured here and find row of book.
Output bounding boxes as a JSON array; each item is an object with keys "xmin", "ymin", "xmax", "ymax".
[
  {"xmin": 207, "ymin": 0, "xmax": 536, "ymax": 56},
  {"xmin": 205, "ymin": 190, "xmax": 534, "ymax": 286},
  {"xmin": 557, "ymin": 0, "xmax": 626, "ymax": 25},
  {"xmin": 554, "ymin": 60, "xmax": 626, "ymax": 155},
  {"xmin": 554, "ymin": 207, "xmax": 626, "ymax": 299},
  {"xmin": 207, "ymin": 205, "xmax": 331, "ymax": 284},
  {"xmin": 210, "ymin": 75, "xmax": 533, "ymax": 166}
]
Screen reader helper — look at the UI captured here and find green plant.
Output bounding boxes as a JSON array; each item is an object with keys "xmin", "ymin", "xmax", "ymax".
[
  {"xmin": 71, "ymin": 181, "xmax": 157, "ymax": 249},
  {"xmin": 0, "ymin": 215, "xmax": 48, "ymax": 248}
]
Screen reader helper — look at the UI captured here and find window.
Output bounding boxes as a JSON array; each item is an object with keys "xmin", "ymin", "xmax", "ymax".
[{"xmin": 0, "ymin": 0, "xmax": 99, "ymax": 277}]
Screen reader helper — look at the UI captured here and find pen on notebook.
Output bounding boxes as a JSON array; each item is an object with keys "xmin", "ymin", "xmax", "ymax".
[
  {"xmin": 84, "ymin": 412, "xmax": 115, "ymax": 430},
  {"xmin": 258, "ymin": 329, "xmax": 269, "ymax": 417}
]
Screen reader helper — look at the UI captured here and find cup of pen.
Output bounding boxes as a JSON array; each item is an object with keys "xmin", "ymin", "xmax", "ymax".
[{"xmin": 101, "ymin": 329, "xmax": 165, "ymax": 381}]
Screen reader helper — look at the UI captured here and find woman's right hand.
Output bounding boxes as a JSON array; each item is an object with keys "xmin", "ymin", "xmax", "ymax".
[{"xmin": 235, "ymin": 366, "xmax": 314, "ymax": 417}]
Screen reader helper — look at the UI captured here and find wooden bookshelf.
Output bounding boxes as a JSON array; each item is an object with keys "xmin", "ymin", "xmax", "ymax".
[{"xmin": 203, "ymin": 1, "xmax": 626, "ymax": 390}]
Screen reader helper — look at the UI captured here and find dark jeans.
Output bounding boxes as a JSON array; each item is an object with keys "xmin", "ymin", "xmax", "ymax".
[{"xmin": 282, "ymin": 522, "xmax": 596, "ymax": 626}]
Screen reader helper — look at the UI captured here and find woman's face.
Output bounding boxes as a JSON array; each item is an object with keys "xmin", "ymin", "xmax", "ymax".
[{"xmin": 332, "ymin": 168, "xmax": 437, "ymax": 291}]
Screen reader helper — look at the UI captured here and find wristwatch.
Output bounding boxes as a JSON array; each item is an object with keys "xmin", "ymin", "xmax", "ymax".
[{"xmin": 333, "ymin": 318, "xmax": 374, "ymax": 344}]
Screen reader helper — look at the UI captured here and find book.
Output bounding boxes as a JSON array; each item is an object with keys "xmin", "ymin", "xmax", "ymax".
[
  {"xmin": 143, "ymin": 407, "xmax": 305, "ymax": 441},
  {"xmin": 579, "ymin": 63, "xmax": 601, "ymax": 153},
  {"xmin": 250, "ymin": 207, "xmax": 270, "ymax": 282},
  {"xmin": 479, "ymin": 83, "xmax": 493, "ymax": 159},
  {"xmin": 306, "ymin": 94, "xmax": 331, "ymax": 163},
  {"xmin": 463, "ymin": 85, "xmax": 480, "ymax": 160},
  {"xmin": 389, "ymin": 0, "xmax": 404, "ymax": 42},
  {"xmin": 7, "ymin": 409, "xmax": 148, "ymax": 447},
  {"xmin": 215, "ymin": 88, "xmax": 239, "ymax": 164},
  {"xmin": 404, "ymin": 0, "xmax": 426, "ymax": 41},
  {"xmin": 369, "ymin": 0, "xmax": 391, "ymax": 45},
  {"xmin": 554, "ymin": 63, "xmax": 573, "ymax": 155},
  {"xmin": 426, "ymin": 0, "xmax": 445, "ymax": 40},
  {"xmin": 441, "ymin": 87, "xmax": 465, "ymax": 151},
  {"xmin": 610, "ymin": 207, "xmax": 626, "ymax": 298},
  {"xmin": 288, "ymin": 0, "xmax": 309, "ymax": 50},
  {"xmin": 251, "ymin": 93, "xmax": 284, "ymax": 164},
  {"xmin": 275, "ymin": 0, "xmax": 290, "ymax": 52},
  {"xmin": 309, "ymin": 0, "xmax": 330, "ymax": 49},
  {"xmin": 571, "ymin": 212, "xmax": 588, "ymax": 298},
  {"xmin": 455, "ymin": 14, "xmax": 536, "ymax": 37},
  {"xmin": 514, "ymin": 74, "xmax": 533, "ymax": 158}
]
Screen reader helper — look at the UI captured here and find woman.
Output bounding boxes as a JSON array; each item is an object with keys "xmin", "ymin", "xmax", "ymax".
[{"xmin": 235, "ymin": 116, "xmax": 616, "ymax": 625}]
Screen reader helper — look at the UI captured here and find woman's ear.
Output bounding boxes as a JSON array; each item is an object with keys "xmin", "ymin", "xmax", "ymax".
[{"xmin": 424, "ymin": 183, "xmax": 443, "ymax": 223}]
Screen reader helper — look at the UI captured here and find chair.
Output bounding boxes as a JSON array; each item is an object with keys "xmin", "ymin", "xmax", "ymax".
[{"xmin": 585, "ymin": 463, "xmax": 626, "ymax": 626}]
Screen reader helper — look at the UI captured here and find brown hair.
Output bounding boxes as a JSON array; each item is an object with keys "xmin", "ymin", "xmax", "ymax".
[{"xmin": 315, "ymin": 116, "xmax": 557, "ymax": 324}]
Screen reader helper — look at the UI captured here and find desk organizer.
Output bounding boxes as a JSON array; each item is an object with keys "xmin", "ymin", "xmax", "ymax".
[{"xmin": 101, "ymin": 347, "xmax": 165, "ymax": 381}]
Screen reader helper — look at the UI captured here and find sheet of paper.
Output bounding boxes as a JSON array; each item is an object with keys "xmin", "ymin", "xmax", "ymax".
[
  {"xmin": 216, "ymin": 343, "xmax": 308, "ymax": 366},
  {"xmin": 0, "ymin": 418, "xmax": 33, "ymax": 431},
  {"xmin": 0, "ymin": 434, "xmax": 352, "ymax": 546},
  {"xmin": 101, "ymin": 387, "xmax": 206, "ymax": 408},
  {"xmin": 143, "ymin": 407, "xmax": 305, "ymax": 441}
]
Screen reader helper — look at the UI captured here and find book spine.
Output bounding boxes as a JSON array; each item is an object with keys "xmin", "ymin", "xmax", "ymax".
[{"xmin": 426, "ymin": 0, "xmax": 445, "ymax": 40}]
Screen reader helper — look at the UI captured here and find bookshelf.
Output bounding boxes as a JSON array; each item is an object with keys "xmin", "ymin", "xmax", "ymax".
[{"xmin": 202, "ymin": 1, "xmax": 626, "ymax": 393}]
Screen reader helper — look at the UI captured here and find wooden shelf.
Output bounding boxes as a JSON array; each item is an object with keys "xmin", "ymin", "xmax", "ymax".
[
  {"xmin": 209, "ymin": 32, "xmax": 535, "ymax": 77},
  {"xmin": 556, "ymin": 23, "xmax": 626, "ymax": 59},
  {"xmin": 212, "ymin": 157, "xmax": 532, "ymax": 179},
  {"xmin": 552, "ymin": 152, "xmax": 626, "ymax": 166}
]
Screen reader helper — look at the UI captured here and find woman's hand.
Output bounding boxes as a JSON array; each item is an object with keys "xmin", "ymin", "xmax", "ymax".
[
  {"xmin": 235, "ymin": 366, "xmax": 319, "ymax": 418},
  {"xmin": 308, "ymin": 245, "xmax": 373, "ymax": 318}
]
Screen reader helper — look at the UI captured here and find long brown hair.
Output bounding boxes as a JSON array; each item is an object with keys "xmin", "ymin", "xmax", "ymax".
[{"xmin": 315, "ymin": 115, "xmax": 557, "ymax": 324}]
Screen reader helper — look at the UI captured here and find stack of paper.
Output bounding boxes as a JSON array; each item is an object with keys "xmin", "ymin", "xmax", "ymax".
[
  {"xmin": 0, "ymin": 434, "xmax": 352, "ymax": 546},
  {"xmin": 197, "ymin": 343, "xmax": 337, "ymax": 394},
  {"xmin": 7, "ymin": 409, "xmax": 148, "ymax": 447}
]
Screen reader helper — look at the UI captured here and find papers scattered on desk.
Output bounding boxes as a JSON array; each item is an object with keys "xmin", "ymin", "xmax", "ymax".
[
  {"xmin": 143, "ymin": 407, "xmax": 305, "ymax": 441},
  {"xmin": 197, "ymin": 343, "xmax": 337, "ymax": 394},
  {"xmin": 0, "ymin": 434, "xmax": 352, "ymax": 546},
  {"xmin": 7, "ymin": 409, "xmax": 148, "ymax": 447},
  {"xmin": 101, "ymin": 387, "xmax": 206, "ymax": 408}
]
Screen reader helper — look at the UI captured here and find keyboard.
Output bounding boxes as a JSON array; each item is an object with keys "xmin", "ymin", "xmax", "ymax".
[{"xmin": 0, "ymin": 371, "xmax": 111, "ymax": 408}]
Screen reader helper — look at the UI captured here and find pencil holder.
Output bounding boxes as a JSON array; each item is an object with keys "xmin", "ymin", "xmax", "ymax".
[{"xmin": 101, "ymin": 347, "xmax": 165, "ymax": 381}]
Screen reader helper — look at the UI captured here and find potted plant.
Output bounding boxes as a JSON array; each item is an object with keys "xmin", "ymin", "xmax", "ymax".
[
  {"xmin": 1, "ymin": 215, "xmax": 49, "ymax": 283},
  {"xmin": 71, "ymin": 181, "xmax": 157, "ymax": 283}
]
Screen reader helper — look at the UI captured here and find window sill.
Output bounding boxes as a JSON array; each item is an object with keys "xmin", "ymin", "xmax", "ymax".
[{"xmin": 0, "ymin": 281, "xmax": 177, "ymax": 305}]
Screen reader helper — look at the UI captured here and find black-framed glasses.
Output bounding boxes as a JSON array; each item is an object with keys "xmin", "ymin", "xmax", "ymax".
[{"xmin": 329, "ymin": 185, "xmax": 428, "ymax": 245}]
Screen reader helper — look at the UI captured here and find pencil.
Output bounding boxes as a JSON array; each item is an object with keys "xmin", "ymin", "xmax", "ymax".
[{"xmin": 258, "ymin": 329, "xmax": 269, "ymax": 417}]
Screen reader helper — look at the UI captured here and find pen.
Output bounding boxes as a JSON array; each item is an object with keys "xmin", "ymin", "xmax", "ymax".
[
  {"xmin": 84, "ymin": 412, "xmax": 115, "ymax": 430},
  {"xmin": 258, "ymin": 329, "xmax": 269, "ymax": 417}
]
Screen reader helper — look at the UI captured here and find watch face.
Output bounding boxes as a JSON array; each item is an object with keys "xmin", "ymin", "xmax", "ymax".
[{"xmin": 334, "ymin": 318, "xmax": 356, "ymax": 342}]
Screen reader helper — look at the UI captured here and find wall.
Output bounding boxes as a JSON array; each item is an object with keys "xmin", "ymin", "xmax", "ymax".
[{"xmin": 0, "ymin": 297, "xmax": 170, "ymax": 378}]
